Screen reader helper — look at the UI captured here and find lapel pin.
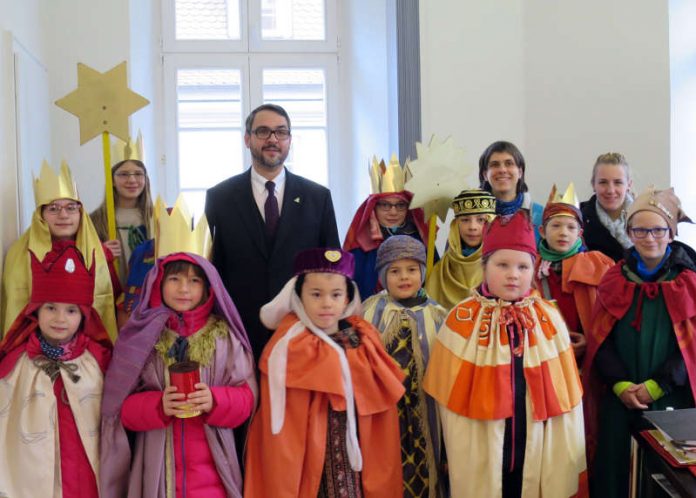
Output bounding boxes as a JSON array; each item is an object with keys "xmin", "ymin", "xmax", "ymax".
[{"xmin": 294, "ymin": 197, "xmax": 301, "ymax": 204}]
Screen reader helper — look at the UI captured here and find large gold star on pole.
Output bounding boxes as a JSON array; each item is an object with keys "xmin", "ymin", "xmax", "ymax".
[{"xmin": 55, "ymin": 62, "xmax": 149, "ymax": 145}]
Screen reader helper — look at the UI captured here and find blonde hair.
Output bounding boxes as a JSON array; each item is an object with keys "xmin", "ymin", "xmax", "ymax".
[{"xmin": 590, "ymin": 152, "xmax": 631, "ymax": 186}]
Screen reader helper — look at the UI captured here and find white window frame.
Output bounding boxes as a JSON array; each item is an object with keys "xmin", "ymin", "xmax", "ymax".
[
  {"xmin": 162, "ymin": 0, "xmax": 249, "ymax": 53},
  {"xmin": 248, "ymin": 0, "xmax": 338, "ymax": 53},
  {"xmin": 163, "ymin": 53, "xmax": 251, "ymax": 201},
  {"xmin": 161, "ymin": 0, "xmax": 342, "ymax": 203},
  {"xmin": 250, "ymin": 53, "xmax": 339, "ymax": 184}
]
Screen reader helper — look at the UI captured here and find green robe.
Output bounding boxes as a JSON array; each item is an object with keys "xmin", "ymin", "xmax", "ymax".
[{"xmin": 593, "ymin": 267, "xmax": 694, "ymax": 498}]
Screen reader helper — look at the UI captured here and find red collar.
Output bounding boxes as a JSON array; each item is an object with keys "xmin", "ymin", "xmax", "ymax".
[{"xmin": 165, "ymin": 292, "xmax": 215, "ymax": 337}]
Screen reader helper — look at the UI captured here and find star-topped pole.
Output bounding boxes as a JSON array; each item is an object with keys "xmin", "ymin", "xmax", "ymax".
[
  {"xmin": 405, "ymin": 135, "xmax": 476, "ymax": 276},
  {"xmin": 55, "ymin": 61, "xmax": 149, "ymax": 249}
]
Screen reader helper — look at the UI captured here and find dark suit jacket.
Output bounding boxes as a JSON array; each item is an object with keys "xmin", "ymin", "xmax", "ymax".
[{"xmin": 205, "ymin": 168, "xmax": 340, "ymax": 360}]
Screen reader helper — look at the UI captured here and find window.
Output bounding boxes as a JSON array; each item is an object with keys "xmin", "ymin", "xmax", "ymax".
[{"xmin": 162, "ymin": 0, "xmax": 338, "ymax": 217}]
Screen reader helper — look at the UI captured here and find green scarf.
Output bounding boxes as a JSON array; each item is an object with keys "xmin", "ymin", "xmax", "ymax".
[{"xmin": 538, "ymin": 238, "xmax": 582, "ymax": 262}]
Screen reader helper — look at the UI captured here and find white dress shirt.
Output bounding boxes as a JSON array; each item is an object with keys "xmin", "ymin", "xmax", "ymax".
[{"xmin": 250, "ymin": 166, "xmax": 286, "ymax": 221}]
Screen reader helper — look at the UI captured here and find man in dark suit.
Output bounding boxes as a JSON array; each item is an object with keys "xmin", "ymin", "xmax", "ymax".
[{"xmin": 205, "ymin": 104, "xmax": 340, "ymax": 361}]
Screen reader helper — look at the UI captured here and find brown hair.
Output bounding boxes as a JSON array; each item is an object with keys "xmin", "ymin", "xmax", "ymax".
[
  {"xmin": 478, "ymin": 141, "xmax": 529, "ymax": 194},
  {"xmin": 90, "ymin": 159, "xmax": 154, "ymax": 242}
]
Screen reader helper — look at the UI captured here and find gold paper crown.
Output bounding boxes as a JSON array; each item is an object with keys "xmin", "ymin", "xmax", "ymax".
[
  {"xmin": 33, "ymin": 160, "xmax": 80, "ymax": 207},
  {"xmin": 111, "ymin": 131, "xmax": 144, "ymax": 164},
  {"xmin": 154, "ymin": 195, "xmax": 212, "ymax": 260},
  {"xmin": 546, "ymin": 183, "xmax": 579, "ymax": 209},
  {"xmin": 369, "ymin": 153, "xmax": 408, "ymax": 194}
]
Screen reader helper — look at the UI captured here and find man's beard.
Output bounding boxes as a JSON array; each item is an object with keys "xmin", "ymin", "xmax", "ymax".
[{"xmin": 251, "ymin": 145, "xmax": 288, "ymax": 170}]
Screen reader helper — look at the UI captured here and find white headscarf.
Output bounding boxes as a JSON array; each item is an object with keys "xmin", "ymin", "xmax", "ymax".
[{"xmin": 259, "ymin": 276, "xmax": 364, "ymax": 470}]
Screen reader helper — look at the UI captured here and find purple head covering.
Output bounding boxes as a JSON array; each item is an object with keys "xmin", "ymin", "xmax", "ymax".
[
  {"xmin": 100, "ymin": 252, "xmax": 256, "ymax": 498},
  {"xmin": 293, "ymin": 247, "xmax": 355, "ymax": 278}
]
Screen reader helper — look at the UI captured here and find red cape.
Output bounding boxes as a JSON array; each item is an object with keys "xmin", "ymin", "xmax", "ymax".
[{"xmin": 582, "ymin": 264, "xmax": 696, "ymax": 460}]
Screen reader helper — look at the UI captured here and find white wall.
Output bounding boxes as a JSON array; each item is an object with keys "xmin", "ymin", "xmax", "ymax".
[
  {"xmin": 44, "ymin": 0, "xmax": 142, "ymax": 212},
  {"xmin": 670, "ymin": 0, "xmax": 696, "ymax": 247},
  {"xmin": 338, "ymin": 0, "xmax": 393, "ymax": 236},
  {"xmin": 420, "ymin": 0, "xmax": 671, "ymax": 205},
  {"xmin": 0, "ymin": 0, "xmax": 48, "ymax": 254}
]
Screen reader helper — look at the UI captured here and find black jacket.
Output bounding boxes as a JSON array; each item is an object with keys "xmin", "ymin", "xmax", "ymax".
[
  {"xmin": 205, "ymin": 168, "xmax": 340, "ymax": 360},
  {"xmin": 580, "ymin": 194, "xmax": 626, "ymax": 262}
]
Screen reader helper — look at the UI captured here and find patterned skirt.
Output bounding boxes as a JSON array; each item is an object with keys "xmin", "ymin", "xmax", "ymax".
[{"xmin": 318, "ymin": 408, "xmax": 363, "ymax": 498}]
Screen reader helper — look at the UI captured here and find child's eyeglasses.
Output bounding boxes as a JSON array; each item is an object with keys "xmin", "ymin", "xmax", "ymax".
[
  {"xmin": 43, "ymin": 202, "xmax": 81, "ymax": 215},
  {"xmin": 629, "ymin": 227, "xmax": 669, "ymax": 239},
  {"xmin": 115, "ymin": 172, "xmax": 146, "ymax": 179}
]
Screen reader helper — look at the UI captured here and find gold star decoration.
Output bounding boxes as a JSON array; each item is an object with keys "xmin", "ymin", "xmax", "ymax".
[
  {"xmin": 404, "ymin": 135, "xmax": 476, "ymax": 221},
  {"xmin": 55, "ymin": 62, "xmax": 149, "ymax": 145}
]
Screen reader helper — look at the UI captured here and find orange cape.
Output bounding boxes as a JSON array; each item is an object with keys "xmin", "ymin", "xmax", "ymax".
[
  {"xmin": 244, "ymin": 314, "xmax": 406, "ymax": 498},
  {"xmin": 534, "ymin": 250, "xmax": 615, "ymax": 335}
]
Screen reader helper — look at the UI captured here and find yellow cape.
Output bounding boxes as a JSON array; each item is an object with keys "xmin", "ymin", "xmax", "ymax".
[
  {"xmin": 425, "ymin": 219, "xmax": 483, "ymax": 309},
  {"xmin": 1, "ymin": 208, "xmax": 117, "ymax": 340}
]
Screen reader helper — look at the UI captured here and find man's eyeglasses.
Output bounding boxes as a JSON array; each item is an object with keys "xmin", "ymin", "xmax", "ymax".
[
  {"xmin": 629, "ymin": 227, "xmax": 670, "ymax": 239},
  {"xmin": 43, "ymin": 202, "xmax": 81, "ymax": 215},
  {"xmin": 115, "ymin": 171, "xmax": 146, "ymax": 180},
  {"xmin": 251, "ymin": 127, "xmax": 291, "ymax": 141},
  {"xmin": 375, "ymin": 201, "xmax": 409, "ymax": 212}
]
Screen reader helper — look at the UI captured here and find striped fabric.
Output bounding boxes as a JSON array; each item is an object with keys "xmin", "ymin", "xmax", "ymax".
[
  {"xmin": 423, "ymin": 291, "xmax": 588, "ymax": 497},
  {"xmin": 424, "ymin": 291, "xmax": 582, "ymax": 422}
]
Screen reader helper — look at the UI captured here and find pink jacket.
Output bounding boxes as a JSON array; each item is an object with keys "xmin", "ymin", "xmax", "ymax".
[{"xmin": 122, "ymin": 384, "xmax": 253, "ymax": 498}]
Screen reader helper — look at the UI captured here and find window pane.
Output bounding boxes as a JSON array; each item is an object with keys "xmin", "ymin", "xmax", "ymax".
[
  {"xmin": 177, "ymin": 68, "xmax": 244, "ymax": 191},
  {"xmin": 176, "ymin": 0, "xmax": 240, "ymax": 40},
  {"xmin": 261, "ymin": 0, "xmax": 325, "ymax": 41},
  {"xmin": 263, "ymin": 68, "xmax": 328, "ymax": 185},
  {"xmin": 180, "ymin": 189, "xmax": 209, "ymax": 223},
  {"xmin": 179, "ymin": 130, "xmax": 243, "ymax": 188}
]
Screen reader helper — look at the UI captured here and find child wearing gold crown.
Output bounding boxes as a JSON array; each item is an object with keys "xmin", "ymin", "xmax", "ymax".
[
  {"xmin": 343, "ymin": 155, "xmax": 430, "ymax": 299},
  {"xmin": 1, "ymin": 161, "xmax": 119, "ymax": 340},
  {"xmin": 534, "ymin": 184, "xmax": 614, "ymax": 361},
  {"xmin": 423, "ymin": 211, "xmax": 587, "ymax": 498},
  {"xmin": 244, "ymin": 247, "xmax": 406, "ymax": 498},
  {"xmin": 583, "ymin": 187, "xmax": 696, "ymax": 498},
  {"xmin": 0, "ymin": 244, "xmax": 113, "ymax": 497},
  {"xmin": 100, "ymin": 198, "xmax": 257, "ymax": 498},
  {"xmin": 91, "ymin": 135, "xmax": 155, "ymax": 288},
  {"xmin": 427, "ymin": 188, "xmax": 497, "ymax": 309},
  {"xmin": 362, "ymin": 235, "xmax": 448, "ymax": 497}
]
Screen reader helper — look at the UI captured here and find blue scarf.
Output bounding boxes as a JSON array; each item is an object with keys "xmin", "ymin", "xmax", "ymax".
[
  {"xmin": 632, "ymin": 246, "xmax": 672, "ymax": 281},
  {"xmin": 496, "ymin": 192, "xmax": 524, "ymax": 216},
  {"xmin": 37, "ymin": 331, "xmax": 66, "ymax": 360},
  {"xmin": 461, "ymin": 245, "xmax": 479, "ymax": 257}
]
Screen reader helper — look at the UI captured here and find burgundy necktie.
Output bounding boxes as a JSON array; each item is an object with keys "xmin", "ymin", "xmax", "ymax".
[{"xmin": 265, "ymin": 180, "xmax": 279, "ymax": 237}]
